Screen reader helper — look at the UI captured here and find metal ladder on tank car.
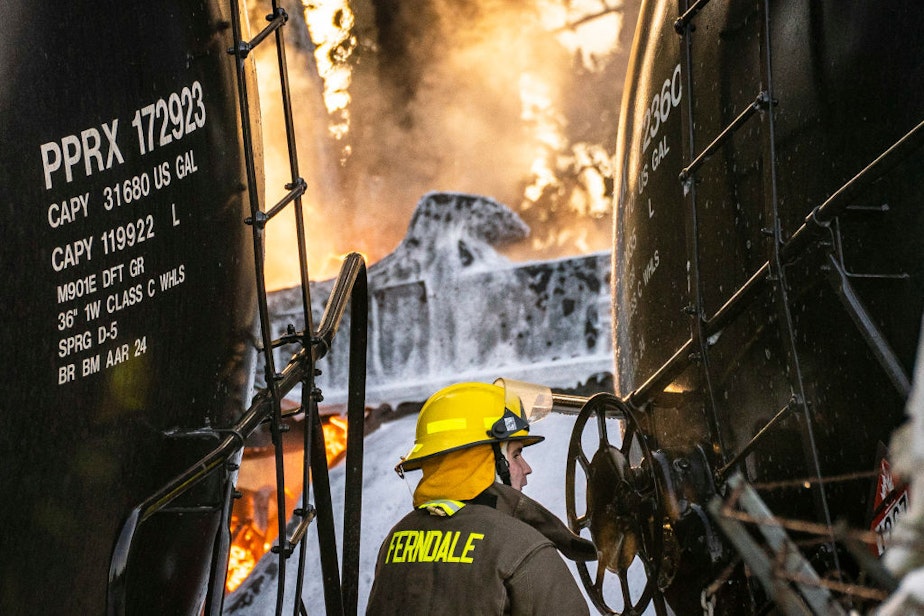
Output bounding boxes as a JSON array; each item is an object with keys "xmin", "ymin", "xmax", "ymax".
[
  {"xmin": 107, "ymin": 2, "xmax": 369, "ymax": 615},
  {"xmin": 621, "ymin": 0, "xmax": 924, "ymax": 612},
  {"xmin": 225, "ymin": 2, "xmax": 369, "ymax": 614}
]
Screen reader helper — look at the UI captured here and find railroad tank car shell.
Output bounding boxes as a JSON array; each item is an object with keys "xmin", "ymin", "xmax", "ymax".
[
  {"xmin": 612, "ymin": 0, "xmax": 923, "ymax": 583},
  {"xmin": 0, "ymin": 2, "xmax": 260, "ymax": 613}
]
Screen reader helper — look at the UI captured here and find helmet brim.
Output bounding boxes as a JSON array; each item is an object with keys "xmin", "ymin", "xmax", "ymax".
[{"xmin": 396, "ymin": 434, "xmax": 545, "ymax": 473}]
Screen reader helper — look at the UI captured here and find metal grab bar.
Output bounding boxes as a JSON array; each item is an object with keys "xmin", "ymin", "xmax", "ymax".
[
  {"xmin": 229, "ymin": 5, "xmax": 288, "ymax": 59},
  {"xmin": 674, "ymin": 0, "xmax": 712, "ymax": 34},
  {"xmin": 679, "ymin": 92, "xmax": 770, "ymax": 183},
  {"xmin": 291, "ymin": 253, "xmax": 368, "ymax": 616}
]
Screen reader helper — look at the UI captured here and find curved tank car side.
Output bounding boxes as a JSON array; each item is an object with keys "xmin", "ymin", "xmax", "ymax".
[
  {"xmin": 610, "ymin": 0, "xmax": 924, "ymax": 611},
  {"xmin": 0, "ymin": 2, "xmax": 260, "ymax": 613}
]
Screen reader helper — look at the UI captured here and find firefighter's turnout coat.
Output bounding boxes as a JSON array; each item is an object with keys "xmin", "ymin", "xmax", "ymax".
[{"xmin": 366, "ymin": 483, "xmax": 593, "ymax": 615}]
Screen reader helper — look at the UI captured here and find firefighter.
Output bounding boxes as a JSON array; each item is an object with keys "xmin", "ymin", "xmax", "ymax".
[{"xmin": 366, "ymin": 381, "xmax": 595, "ymax": 615}]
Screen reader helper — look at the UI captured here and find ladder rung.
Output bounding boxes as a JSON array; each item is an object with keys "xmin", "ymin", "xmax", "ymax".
[
  {"xmin": 263, "ymin": 177, "xmax": 308, "ymax": 224},
  {"xmin": 679, "ymin": 92, "xmax": 770, "ymax": 183},
  {"xmin": 716, "ymin": 396, "xmax": 798, "ymax": 480},
  {"xmin": 271, "ymin": 330, "xmax": 306, "ymax": 349},
  {"xmin": 227, "ymin": 7, "xmax": 288, "ymax": 59},
  {"xmin": 273, "ymin": 505, "xmax": 317, "ymax": 558},
  {"xmin": 674, "ymin": 0, "xmax": 713, "ymax": 34}
]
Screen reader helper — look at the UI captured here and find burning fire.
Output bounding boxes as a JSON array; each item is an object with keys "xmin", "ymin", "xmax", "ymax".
[
  {"xmin": 225, "ymin": 414, "xmax": 350, "ymax": 593},
  {"xmin": 245, "ymin": 0, "xmax": 630, "ymax": 291}
]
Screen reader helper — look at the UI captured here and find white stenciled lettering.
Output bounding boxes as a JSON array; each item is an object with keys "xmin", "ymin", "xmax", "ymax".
[
  {"xmin": 51, "ymin": 236, "xmax": 94, "ymax": 272},
  {"xmin": 97, "ymin": 321, "xmax": 118, "ymax": 344},
  {"xmin": 84, "ymin": 299, "xmax": 101, "ymax": 322},
  {"xmin": 57, "ymin": 308, "xmax": 76, "ymax": 331},
  {"xmin": 153, "ymin": 161, "xmax": 171, "ymax": 189},
  {"xmin": 102, "ymin": 173, "xmax": 151, "ymax": 210},
  {"xmin": 58, "ymin": 363, "xmax": 76, "ymax": 384},
  {"xmin": 56, "ymin": 273, "xmax": 97, "ymax": 303},
  {"xmin": 47, "ymin": 192, "xmax": 90, "ymax": 228},
  {"xmin": 129, "ymin": 256, "xmax": 145, "ymax": 277},
  {"xmin": 625, "ymin": 230, "xmax": 638, "ymax": 263},
  {"xmin": 158, "ymin": 265, "xmax": 185, "ymax": 291},
  {"xmin": 642, "ymin": 250, "xmax": 660, "ymax": 286},
  {"xmin": 58, "ymin": 330, "xmax": 93, "ymax": 358},
  {"xmin": 651, "ymin": 136, "xmax": 670, "ymax": 171},
  {"xmin": 105, "ymin": 284, "xmax": 144, "ymax": 314},
  {"xmin": 41, "ymin": 119, "xmax": 124, "ymax": 190},
  {"xmin": 175, "ymin": 149, "xmax": 198, "ymax": 178},
  {"xmin": 106, "ymin": 343, "xmax": 130, "ymax": 368},
  {"xmin": 102, "ymin": 264, "xmax": 125, "ymax": 288},
  {"xmin": 82, "ymin": 354, "xmax": 101, "ymax": 377},
  {"xmin": 641, "ymin": 64, "xmax": 682, "ymax": 154},
  {"xmin": 99, "ymin": 215, "xmax": 154, "ymax": 256},
  {"xmin": 638, "ymin": 164, "xmax": 648, "ymax": 195},
  {"xmin": 131, "ymin": 81, "xmax": 206, "ymax": 156}
]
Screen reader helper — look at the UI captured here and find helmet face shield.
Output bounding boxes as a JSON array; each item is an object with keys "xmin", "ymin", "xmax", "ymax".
[{"xmin": 493, "ymin": 377, "xmax": 553, "ymax": 424}]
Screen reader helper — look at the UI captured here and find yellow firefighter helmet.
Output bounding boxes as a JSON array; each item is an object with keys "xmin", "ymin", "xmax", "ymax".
[{"xmin": 397, "ymin": 380, "xmax": 548, "ymax": 473}]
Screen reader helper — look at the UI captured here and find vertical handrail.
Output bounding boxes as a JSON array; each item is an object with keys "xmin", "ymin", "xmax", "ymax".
[
  {"xmin": 341, "ymin": 262, "xmax": 368, "ymax": 615},
  {"xmin": 267, "ymin": 0, "xmax": 315, "ymax": 338},
  {"xmin": 305, "ymin": 384, "xmax": 344, "ymax": 615},
  {"xmin": 675, "ymin": 0, "xmax": 730, "ymax": 467},
  {"xmin": 754, "ymin": 0, "xmax": 839, "ymax": 557},
  {"xmin": 227, "ymin": 6, "xmax": 369, "ymax": 615},
  {"xmin": 254, "ymin": 3, "xmax": 328, "ymax": 614},
  {"xmin": 226, "ymin": 1, "xmax": 291, "ymax": 612},
  {"xmin": 205, "ymin": 471, "xmax": 239, "ymax": 615}
]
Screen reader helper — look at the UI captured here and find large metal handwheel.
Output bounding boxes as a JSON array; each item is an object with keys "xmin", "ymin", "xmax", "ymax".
[{"xmin": 565, "ymin": 393, "xmax": 667, "ymax": 616}]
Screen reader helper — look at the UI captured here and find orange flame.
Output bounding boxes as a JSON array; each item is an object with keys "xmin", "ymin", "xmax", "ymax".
[
  {"xmin": 252, "ymin": 1, "xmax": 628, "ymax": 292},
  {"xmin": 225, "ymin": 415, "xmax": 350, "ymax": 593}
]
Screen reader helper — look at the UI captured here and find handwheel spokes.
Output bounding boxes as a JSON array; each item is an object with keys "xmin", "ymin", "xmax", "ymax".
[
  {"xmin": 573, "ymin": 511, "xmax": 591, "ymax": 530},
  {"xmin": 576, "ymin": 450, "xmax": 591, "ymax": 474},
  {"xmin": 596, "ymin": 408, "xmax": 611, "ymax": 447},
  {"xmin": 594, "ymin": 552, "xmax": 608, "ymax": 591},
  {"xmin": 566, "ymin": 393, "xmax": 664, "ymax": 616},
  {"xmin": 619, "ymin": 569, "xmax": 632, "ymax": 607},
  {"xmin": 587, "ymin": 556, "xmax": 657, "ymax": 616},
  {"xmin": 619, "ymin": 420, "xmax": 637, "ymax": 459}
]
